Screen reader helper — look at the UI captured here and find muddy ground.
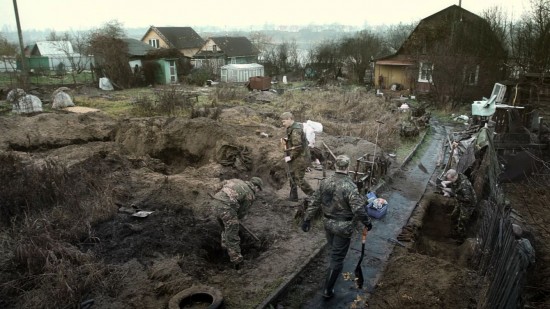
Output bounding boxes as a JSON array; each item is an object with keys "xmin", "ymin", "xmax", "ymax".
[{"xmin": 1, "ymin": 86, "xmax": 549, "ymax": 309}]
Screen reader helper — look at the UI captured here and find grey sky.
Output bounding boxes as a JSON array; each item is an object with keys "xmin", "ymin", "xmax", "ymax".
[{"xmin": 1, "ymin": 0, "xmax": 532, "ymax": 32}]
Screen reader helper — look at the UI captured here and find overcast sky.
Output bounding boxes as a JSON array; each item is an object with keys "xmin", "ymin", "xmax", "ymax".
[{"xmin": 1, "ymin": 0, "xmax": 532, "ymax": 32}]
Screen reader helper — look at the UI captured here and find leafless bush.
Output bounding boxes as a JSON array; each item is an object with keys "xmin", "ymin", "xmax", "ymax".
[
  {"xmin": 154, "ymin": 86, "xmax": 195, "ymax": 116},
  {"xmin": 213, "ymin": 85, "xmax": 239, "ymax": 102},
  {"xmin": 131, "ymin": 94, "xmax": 156, "ymax": 116}
]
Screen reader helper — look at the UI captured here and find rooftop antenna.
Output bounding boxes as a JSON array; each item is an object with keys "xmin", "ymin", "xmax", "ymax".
[{"xmin": 459, "ymin": 0, "xmax": 463, "ymax": 22}]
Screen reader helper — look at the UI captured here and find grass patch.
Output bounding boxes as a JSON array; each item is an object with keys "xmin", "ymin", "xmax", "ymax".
[
  {"xmin": 394, "ymin": 131, "xmax": 426, "ymax": 165},
  {"xmin": 0, "ymin": 151, "xmax": 118, "ymax": 308}
]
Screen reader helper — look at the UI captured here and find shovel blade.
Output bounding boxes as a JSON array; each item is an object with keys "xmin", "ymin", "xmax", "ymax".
[
  {"xmin": 354, "ymin": 264, "xmax": 364, "ymax": 289},
  {"xmin": 354, "ymin": 228, "xmax": 368, "ymax": 289}
]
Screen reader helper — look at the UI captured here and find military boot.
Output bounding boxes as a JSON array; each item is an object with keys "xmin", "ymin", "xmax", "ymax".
[
  {"xmin": 322, "ymin": 268, "xmax": 341, "ymax": 299},
  {"xmin": 289, "ymin": 185, "xmax": 299, "ymax": 201}
]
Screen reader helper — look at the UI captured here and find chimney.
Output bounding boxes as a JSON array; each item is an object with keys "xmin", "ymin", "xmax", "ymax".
[{"xmin": 459, "ymin": 0, "xmax": 462, "ymax": 7}]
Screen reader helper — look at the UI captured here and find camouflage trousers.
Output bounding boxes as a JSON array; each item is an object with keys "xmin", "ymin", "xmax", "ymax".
[
  {"xmin": 212, "ymin": 201, "xmax": 243, "ymax": 264},
  {"xmin": 289, "ymin": 158, "xmax": 314, "ymax": 196},
  {"xmin": 324, "ymin": 227, "xmax": 352, "ymax": 270},
  {"xmin": 452, "ymin": 203, "xmax": 475, "ymax": 237}
]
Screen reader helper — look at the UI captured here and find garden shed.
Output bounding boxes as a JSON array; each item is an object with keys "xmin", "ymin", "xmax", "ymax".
[{"xmin": 220, "ymin": 63, "xmax": 264, "ymax": 83}]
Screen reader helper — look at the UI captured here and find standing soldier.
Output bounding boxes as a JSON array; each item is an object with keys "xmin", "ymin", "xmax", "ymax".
[
  {"xmin": 442, "ymin": 169, "xmax": 477, "ymax": 243},
  {"xmin": 210, "ymin": 177, "xmax": 263, "ymax": 269},
  {"xmin": 281, "ymin": 112, "xmax": 314, "ymax": 201},
  {"xmin": 301, "ymin": 155, "xmax": 373, "ymax": 298}
]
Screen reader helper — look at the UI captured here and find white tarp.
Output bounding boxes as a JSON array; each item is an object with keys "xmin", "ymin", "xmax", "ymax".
[
  {"xmin": 7, "ymin": 89, "xmax": 43, "ymax": 114},
  {"xmin": 99, "ymin": 77, "xmax": 114, "ymax": 91},
  {"xmin": 52, "ymin": 87, "xmax": 75, "ymax": 109}
]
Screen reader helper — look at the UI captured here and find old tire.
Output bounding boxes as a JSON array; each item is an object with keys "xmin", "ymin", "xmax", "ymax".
[{"xmin": 168, "ymin": 285, "xmax": 223, "ymax": 309}]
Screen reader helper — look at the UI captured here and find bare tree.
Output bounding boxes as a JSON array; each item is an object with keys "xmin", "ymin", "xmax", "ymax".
[
  {"xmin": 0, "ymin": 33, "xmax": 18, "ymax": 72},
  {"xmin": 482, "ymin": 6, "xmax": 512, "ymax": 52},
  {"xmin": 261, "ymin": 39, "xmax": 301, "ymax": 77},
  {"xmin": 307, "ymin": 39, "xmax": 343, "ymax": 81},
  {"xmin": 384, "ymin": 22, "xmax": 416, "ymax": 52},
  {"xmin": 88, "ymin": 20, "xmax": 131, "ymax": 88},
  {"xmin": 340, "ymin": 30, "xmax": 390, "ymax": 83},
  {"xmin": 249, "ymin": 31, "xmax": 273, "ymax": 55},
  {"xmin": 509, "ymin": 0, "xmax": 550, "ymax": 74},
  {"xmin": 44, "ymin": 31, "xmax": 92, "ymax": 84}
]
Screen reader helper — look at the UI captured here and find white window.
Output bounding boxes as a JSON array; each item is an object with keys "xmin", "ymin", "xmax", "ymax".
[
  {"xmin": 418, "ymin": 62, "xmax": 433, "ymax": 83},
  {"xmin": 464, "ymin": 65, "xmax": 479, "ymax": 85},
  {"xmin": 168, "ymin": 60, "xmax": 176, "ymax": 83},
  {"xmin": 149, "ymin": 39, "xmax": 160, "ymax": 48}
]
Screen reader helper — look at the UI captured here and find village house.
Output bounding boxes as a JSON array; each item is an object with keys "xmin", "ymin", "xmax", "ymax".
[
  {"xmin": 192, "ymin": 36, "xmax": 260, "ymax": 70},
  {"xmin": 374, "ymin": 5, "xmax": 506, "ymax": 102},
  {"xmin": 192, "ymin": 36, "xmax": 262, "ymax": 82},
  {"xmin": 140, "ymin": 26, "xmax": 204, "ymax": 58}
]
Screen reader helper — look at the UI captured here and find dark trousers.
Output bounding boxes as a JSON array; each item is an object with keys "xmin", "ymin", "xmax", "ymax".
[{"xmin": 325, "ymin": 229, "xmax": 351, "ymax": 270}]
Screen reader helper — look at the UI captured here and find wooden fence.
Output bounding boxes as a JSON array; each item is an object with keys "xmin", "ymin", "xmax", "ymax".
[{"xmin": 474, "ymin": 199, "xmax": 534, "ymax": 308}]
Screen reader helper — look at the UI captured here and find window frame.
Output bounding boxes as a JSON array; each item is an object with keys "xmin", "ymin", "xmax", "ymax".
[
  {"xmin": 418, "ymin": 62, "xmax": 433, "ymax": 83},
  {"xmin": 149, "ymin": 39, "xmax": 160, "ymax": 48}
]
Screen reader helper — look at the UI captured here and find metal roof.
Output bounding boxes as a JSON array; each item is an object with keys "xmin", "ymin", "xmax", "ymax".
[{"xmin": 34, "ymin": 41, "xmax": 75, "ymax": 56}]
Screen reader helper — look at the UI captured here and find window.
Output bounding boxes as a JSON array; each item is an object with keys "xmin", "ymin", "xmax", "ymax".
[
  {"xmin": 418, "ymin": 62, "xmax": 433, "ymax": 83},
  {"xmin": 212, "ymin": 45, "xmax": 217, "ymax": 52},
  {"xmin": 464, "ymin": 65, "xmax": 479, "ymax": 85},
  {"xmin": 149, "ymin": 39, "xmax": 160, "ymax": 48},
  {"xmin": 168, "ymin": 60, "xmax": 176, "ymax": 83}
]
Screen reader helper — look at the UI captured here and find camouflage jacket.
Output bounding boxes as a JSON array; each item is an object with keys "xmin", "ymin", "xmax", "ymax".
[
  {"xmin": 285, "ymin": 121, "xmax": 310, "ymax": 162},
  {"xmin": 451, "ymin": 173, "xmax": 477, "ymax": 206},
  {"xmin": 304, "ymin": 172, "xmax": 371, "ymax": 237},
  {"xmin": 213, "ymin": 179, "xmax": 256, "ymax": 219}
]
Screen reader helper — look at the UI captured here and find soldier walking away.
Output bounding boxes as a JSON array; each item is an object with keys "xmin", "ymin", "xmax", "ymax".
[
  {"xmin": 301, "ymin": 155, "xmax": 372, "ymax": 299},
  {"xmin": 442, "ymin": 169, "xmax": 477, "ymax": 243},
  {"xmin": 281, "ymin": 112, "xmax": 314, "ymax": 201},
  {"xmin": 210, "ymin": 177, "xmax": 263, "ymax": 269}
]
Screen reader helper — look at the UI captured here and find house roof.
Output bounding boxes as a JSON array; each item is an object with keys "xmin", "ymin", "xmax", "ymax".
[
  {"xmin": 208, "ymin": 36, "xmax": 259, "ymax": 57},
  {"xmin": 121, "ymin": 38, "xmax": 156, "ymax": 56},
  {"xmin": 143, "ymin": 26, "xmax": 204, "ymax": 49},
  {"xmin": 397, "ymin": 5, "xmax": 488, "ymax": 54},
  {"xmin": 33, "ymin": 41, "xmax": 76, "ymax": 56}
]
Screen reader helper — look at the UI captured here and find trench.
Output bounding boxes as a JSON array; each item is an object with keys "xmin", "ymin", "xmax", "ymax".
[{"xmin": 263, "ymin": 120, "xmax": 448, "ymax": 308}]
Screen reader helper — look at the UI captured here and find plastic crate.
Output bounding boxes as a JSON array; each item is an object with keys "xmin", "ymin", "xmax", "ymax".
[{"xmin": 367, "ymin": 203, "xmax": 388, "ymax": 219}]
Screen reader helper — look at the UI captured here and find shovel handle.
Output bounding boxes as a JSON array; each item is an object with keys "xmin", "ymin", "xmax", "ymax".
[{"xmin": 361, "ymin": 227, "xmax": 368, "ymax": 243}]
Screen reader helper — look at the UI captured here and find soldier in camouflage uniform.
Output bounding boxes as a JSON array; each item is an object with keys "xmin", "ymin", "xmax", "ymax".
[
  {"xmin": 281, "ymin": 112, "xmax": 314, "ymax": 201},
  {"xmin": 211, "ymin": 177, "xmax": 263, "ymax": 268},
  {"xmin": 443, "ymin": 169, "xmax": 477, "ymax": 243},
  {"xmin": 301, "ymin": 155, "xmax": 373, "ymax": 298}
]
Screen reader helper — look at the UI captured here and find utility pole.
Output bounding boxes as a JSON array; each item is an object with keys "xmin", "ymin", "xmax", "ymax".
[{"xmin": 13, "ymin": 0, "xmax": 28, "ymax": 86}]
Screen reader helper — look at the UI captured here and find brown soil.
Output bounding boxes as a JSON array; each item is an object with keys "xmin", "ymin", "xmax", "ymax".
[{"xmin": 1, "ymin": 88, "xmax": 548, "ymax": 309}]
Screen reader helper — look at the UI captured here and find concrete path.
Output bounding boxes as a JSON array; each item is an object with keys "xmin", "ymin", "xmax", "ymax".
[{"xmin": 301, "ymin": 120, "xmax": 447, "ymax": 308}]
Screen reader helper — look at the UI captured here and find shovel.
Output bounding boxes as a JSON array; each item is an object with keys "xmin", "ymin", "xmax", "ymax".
[{"xmin": 354, "ymin": 227, "xmax": 368, "ymax": 289}]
